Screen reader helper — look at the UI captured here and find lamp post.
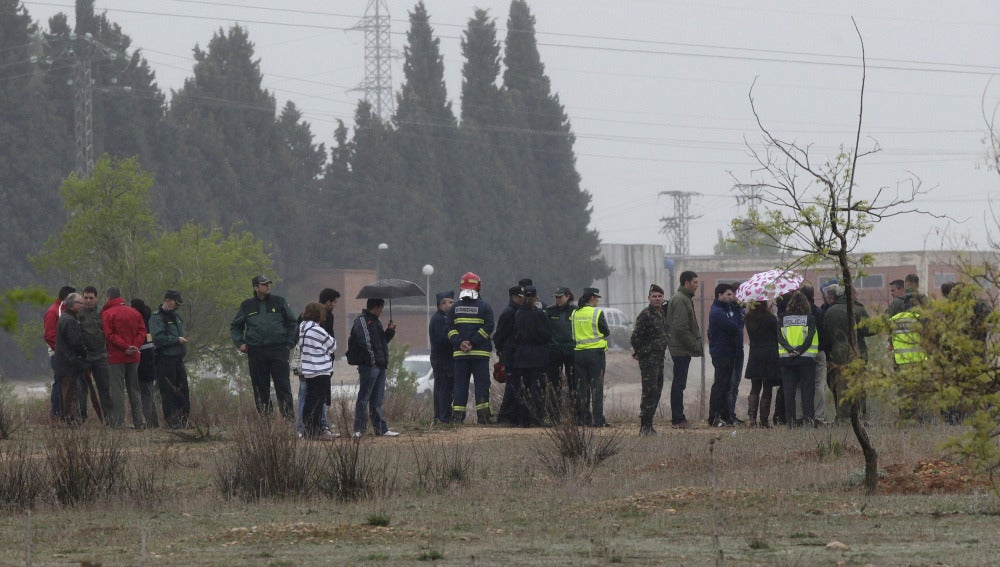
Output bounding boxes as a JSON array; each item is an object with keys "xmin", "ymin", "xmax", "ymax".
[
  {"xmin": 422, "ymin": 264, "xmax": 434, "ymax": 349},
  {"xmin": 375, "ymin": 242, "xmax": 388, "ymax": 280}
]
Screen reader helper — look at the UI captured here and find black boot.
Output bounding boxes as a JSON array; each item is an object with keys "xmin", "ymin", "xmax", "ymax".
[
  {"xmin": 639, "ymin": 416, "xmax": 656, "ymax": 437},
  {"xmin": 451, "ymin": 410, "xmax": 466, "ymax": 424},
  {"xmin": 476, "ymin": 408, "xmax": 493, "ymax": 425}
]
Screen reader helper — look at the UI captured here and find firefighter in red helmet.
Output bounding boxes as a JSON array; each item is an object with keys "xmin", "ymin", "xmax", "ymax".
[{"xmin": 447, "ymin": 272, "xmax": 495, "ymax": 423}]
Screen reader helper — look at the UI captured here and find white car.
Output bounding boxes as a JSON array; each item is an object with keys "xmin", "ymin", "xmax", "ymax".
[{"xmin": 401, "ymin": 354, "xmax": 434, "ymax": 396}]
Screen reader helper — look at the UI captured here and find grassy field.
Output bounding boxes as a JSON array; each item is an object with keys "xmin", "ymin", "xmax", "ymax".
[{"xmin": 1, "ymin": 381, "xmax": 999, "ymax": 567}]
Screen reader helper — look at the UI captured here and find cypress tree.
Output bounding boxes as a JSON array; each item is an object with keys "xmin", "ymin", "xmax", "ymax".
[{"xmin": 502, "ymin": 0, "xmax": 608, "ymax": 290}]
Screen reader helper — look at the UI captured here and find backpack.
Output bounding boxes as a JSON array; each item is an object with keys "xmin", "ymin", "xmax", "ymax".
[{"xmin": 345, "ymin": 317, "xmax": 366, "ymax": 366}]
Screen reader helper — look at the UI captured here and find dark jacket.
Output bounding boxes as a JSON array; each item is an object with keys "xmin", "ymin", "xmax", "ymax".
[
  {"xmin": 811, "ymin": 303, "xmax": 829, "ymax": 355},
  {"xmin": 54, "ymin": 310, "xmax": 87, "ymax": 374},
  {"xmin": 631, "ymin": 303, "xmax": 669, "ymax": 359},
  {"xmin": 447, "ymin": 296, "xmax": 494, "ymax": 358},
  {"xmin": 666, "ymin": 287, "xmax": 702, "ymax": 357},
  {"xmin": 745, "ymin": 309, "xmax": 780, "ymax": 386},
  {"xmin": 887, "ymin": 290, "xmax": 928, "ymax": 316},
  {"xmin": 429, "ymin": 308, "xmax": 452, "ymax": 367},
  {"xmin": 823, "ymin": 297, "xmax": 874, "ymax": 365},
  {"xmin": 708, "ymin": 299, "xmax": 742, "ymax": 359},
  {"xmin": 493, "ymin": 300, "xmax": 519, "ymax": 364},
  {"xmin": 78, "ymin": 306, "xmax": 108, "ymax": 361},
  {"xmin": 545, "ymin": 302, "xmax": 576, "ymax": 352},
  {"xmin": 350, "ymin": 309, "xmax": 395, "ymax": 369},
  {"xmin": 511, "ymin": 305, "xmax": 552, "ymax": 369},
  {"xmin": 230, "ymin": 293, "xmax": 297, "ymax": 349},
  {"xmin": 149, "ymin": 306, "xmax": 187, "ymax": 358}
]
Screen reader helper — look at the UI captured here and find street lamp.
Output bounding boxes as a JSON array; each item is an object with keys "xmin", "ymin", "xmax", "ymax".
[
  {"xmin": 422, "ymin": 264, "xmax": 434, "ymax": 349},
  {"xmin": 375, "ymin": 242, "xmax": 388, "ymax": 280}
]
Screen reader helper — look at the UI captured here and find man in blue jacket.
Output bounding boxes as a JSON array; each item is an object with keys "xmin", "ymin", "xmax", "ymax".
[
  {"xmin": 708, "ymin": 283, "xmax": 742, "ymax": 427},
  {"xmin": 230, "ymin": 275, "xmax": 298, "ymax": 419}
]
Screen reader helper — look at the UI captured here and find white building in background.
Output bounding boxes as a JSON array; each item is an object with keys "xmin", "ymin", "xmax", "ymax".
[{"xmin": 591, "ymin": 243, "xmax": 671, "ymax": 320}]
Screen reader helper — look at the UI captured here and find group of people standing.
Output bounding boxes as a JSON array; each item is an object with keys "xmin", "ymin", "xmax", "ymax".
[{"xmin": 44, "ymin": 285, "xmax": 189, "ymax": 428}]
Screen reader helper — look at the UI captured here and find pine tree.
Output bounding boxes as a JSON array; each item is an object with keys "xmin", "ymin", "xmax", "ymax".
[{"xmin": 501, "ymin": 0, "xmax": 608, "ymax": 290}]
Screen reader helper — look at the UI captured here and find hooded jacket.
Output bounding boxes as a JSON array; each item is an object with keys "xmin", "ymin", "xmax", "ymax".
[{"xmin": 101, "ymin": 298, "xmax": 147, "ymax": 365}]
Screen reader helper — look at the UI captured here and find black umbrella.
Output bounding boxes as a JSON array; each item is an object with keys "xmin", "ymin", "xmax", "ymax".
[{"xmin": 355, "ymin": 278, "xmax": 426, "ymax": 319}]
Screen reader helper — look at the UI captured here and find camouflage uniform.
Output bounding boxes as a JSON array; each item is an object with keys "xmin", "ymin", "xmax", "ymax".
[{"xmin": 631, "ymin": 303, "xmax": 670, "ymax": 431}]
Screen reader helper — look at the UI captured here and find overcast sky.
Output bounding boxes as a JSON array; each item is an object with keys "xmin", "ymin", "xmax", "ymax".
[{"xmin": 21, "ymin": 0, "xmax": 1000, "ymax": 256}]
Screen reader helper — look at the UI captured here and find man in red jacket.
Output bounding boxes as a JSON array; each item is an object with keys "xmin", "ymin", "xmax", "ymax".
[
  {"xmin": 101, "ymin": 287, "xmax": 147, "ymax": 429},
  {"xmin": 43, "ymin": 285, "xmax": 76, "ymax": 420}
]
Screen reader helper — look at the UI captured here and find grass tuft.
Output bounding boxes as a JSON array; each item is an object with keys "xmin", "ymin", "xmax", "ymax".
[{"xmin": 215, "ymin": 415, "xmax": 318, "ymax": 501}]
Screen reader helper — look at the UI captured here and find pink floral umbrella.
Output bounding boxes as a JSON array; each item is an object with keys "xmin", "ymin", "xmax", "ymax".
[{"xmin": 735, "ymin": 269, "xmax": 804, "ymax": 302}]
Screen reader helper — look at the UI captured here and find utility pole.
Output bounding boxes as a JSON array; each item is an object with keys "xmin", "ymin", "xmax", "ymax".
[
  {"xmin": 68, "ymin": 32, "xmax": 126, "ymax": 177},
  {"xmin": 353, "ymin": 0, "xmax": 395, "ymax": 121},
  {"xmin": 732, "ymin": 183, "xmax": 769, "ymax": 256},
  {"xmin": 659, "ymin": 191, "xmax": 702, "ymax": 256}
]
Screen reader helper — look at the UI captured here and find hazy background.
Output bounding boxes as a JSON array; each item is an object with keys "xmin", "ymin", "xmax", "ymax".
[{"xmin": 22, "ymin": 0, "xmax": 1000, "ymax": 254}]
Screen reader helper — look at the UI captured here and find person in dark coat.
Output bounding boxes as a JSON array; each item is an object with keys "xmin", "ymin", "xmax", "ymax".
[
  {"xmin": 349, "ymin": 298, "xmax": 399, "ymax": 437},
  {"xmin": 149, "ymin": 290, "xmax": 191, "ymax": 428},
  {"xmin": 131, "ymin": 298, "xmax": 159, "ymax": 428},
  {"xmin": 429, "ymin": 290, "xmax": 455, "ymax": 424},
  {"xmin": 777, "ymin": 292, "xmax": 819, "ymax": 427},
  {"xmin": 510, "ymin": 287, "xmax": 552, "ymax": 426},
  {"xmin": 823, "ymin": 287, "xmax": 874, "ymax": 422},
  {"xmin": 744, "ymin": 300, "xmax": 781, "ymax": 427},
  {"xmin": 493, "ymin": 286, "xmax": 525, "ymax": 426},
  {"xmin": 545, "ymin": 287, "xmax": 576, "ymax": 422},
  {"xmin": 54, "ymin": 293, "xmax": 87, "ymax": 424},
  {"xmin": 708, "ymin": 283, "xmax": 742, "ymax": 426}
]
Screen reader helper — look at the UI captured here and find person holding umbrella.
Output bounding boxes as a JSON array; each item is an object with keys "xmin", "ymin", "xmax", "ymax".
[{"xmin": 347, "ymin": 297, "xmax": 399, "ymax": 437}]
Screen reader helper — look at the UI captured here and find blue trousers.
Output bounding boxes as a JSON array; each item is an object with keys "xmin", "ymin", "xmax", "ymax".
[
  {"xmin": 354, "ymin": 365, "xmax": 388, "ymax": 435},
  {"xmin": 431, "ymin": 361, "xmax": 454, "ymax": 423},
  {"xmin": 452, "ymin": 357, "xmax": 490, "ymax": 417}
]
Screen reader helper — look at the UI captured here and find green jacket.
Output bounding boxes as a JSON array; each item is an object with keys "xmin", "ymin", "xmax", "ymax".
[
  {"xmin": 150, "ymin": 306, "xmax": 187, "ymax": 358},
  {"xmin": 230, "ymin": 293, "xmax": 297, "ymax": 349},
  {"xmin": 823, "ymin": 297, "xmax": 874, "ymax": 366},
  {"xmin": 78, "ymin": 306, "xmax": 108, "ymax": 361},
  {"xmin": 887, "ymin": 290, "xmax": 928, "ymax": 316},
  {"xmin": 666, "ymin": 287, "xmax": 702, "ymax": 357},
  {"xmin": 545, "ymin": 303, "xmax": 576, "ymax": 351},
  {"xmin": 631, "ymin": 303, "xmax": 669, "ymax": 359}
]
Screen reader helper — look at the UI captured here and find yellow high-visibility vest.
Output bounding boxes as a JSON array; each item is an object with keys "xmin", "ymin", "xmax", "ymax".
[
  {"xmin": 778, "ymin": 315, "xmax": 818, "ymax": 358},
  {"xmin": 891, "ymin": 311, "xmax": 926, "ymax": 365},
  {"xmin": 572, "ymin": 306, "xmax": 607, "ymax": 351}
]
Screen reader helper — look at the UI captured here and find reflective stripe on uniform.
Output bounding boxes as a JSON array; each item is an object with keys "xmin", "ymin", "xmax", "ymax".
[
  {"xmin": 453, "ymin": 317, "xmax": 485, "ymax": 325},
  {"xmin": 891, "ymin": 311, "xmax": 926, "ymax": 364},
  {"xmin": 778, "ymin": 315, "xmax": 818, "ymax": 358},
  {"xmin": 573, "ymin": 306, "xmax": 607, "ymax": 350},
  {"xmin": 475, "ymin": 402, "xmax": 491, "ymax": 411},
  {"xmin": 454, "ymin": 349, "xmax": 491, "ymax": 357}
]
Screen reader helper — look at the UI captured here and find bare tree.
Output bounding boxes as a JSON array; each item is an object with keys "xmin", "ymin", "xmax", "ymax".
[{"xmin": 733, "ymin": 19, "xmax": 942, "ymax": 494}]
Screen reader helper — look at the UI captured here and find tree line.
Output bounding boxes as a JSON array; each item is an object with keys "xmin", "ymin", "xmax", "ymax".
[{"xmin": 0, "ymin": 0, "xmax": 609, "ymax": 375}]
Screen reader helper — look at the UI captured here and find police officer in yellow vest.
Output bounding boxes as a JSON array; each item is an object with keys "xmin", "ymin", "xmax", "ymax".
[
  {"xmin": 890, "ymin": 311, "xmax": 926, "ymax": 365},
  {"xmin": 776, "ymin": 292, "xmax": 819, "ymax": 427},
  {"xmin": 572, "ymin": 287, "xmax": 611, "ymax": 427}
]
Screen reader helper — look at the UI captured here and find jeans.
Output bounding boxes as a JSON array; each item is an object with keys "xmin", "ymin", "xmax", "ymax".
[
  {"xmin": 670, "ymin": 355, "xmax": 692, "ymax": 424},
  {"xmin": 49, "ymin": 355, "xmax": 61, "ymax": 420},
  {"xmin": 354, "ymin": 365, "xmax": 388, "ymax": 435},
  {"xmin": 248, "ymin": 345, "xmax": 294, "ymax": 420}
]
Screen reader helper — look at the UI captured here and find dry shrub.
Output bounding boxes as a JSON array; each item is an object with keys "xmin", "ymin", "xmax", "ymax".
[
  {"xmin": 535, "ymin": 419, "xmax": 623, "ymax": 478},
  {"xmin": 317, "ymin": 436, "xmax": 396, "ymax": 501},
  {"xmin": 188, "ymin": 376, "xmax": 250, "ymax": 429},
  {"xmin": 45, "ymin": 427, "xmax": 129, "ymax": 506},
  {"xmin": 215, "ymin": 415, "xmax": 318, "ymax": 501},
  {"xmin": 0, "ymin": 436, "xmax": 47, "ymax": 510},
  {"xmin": 410, "ymin": 440, "xmax": 475, "ymax": 492}
]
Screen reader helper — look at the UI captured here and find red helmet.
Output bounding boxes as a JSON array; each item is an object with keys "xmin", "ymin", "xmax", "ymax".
[{"xmin": 459, "ymin": 271, "xmax": 481, "ymax": 291}]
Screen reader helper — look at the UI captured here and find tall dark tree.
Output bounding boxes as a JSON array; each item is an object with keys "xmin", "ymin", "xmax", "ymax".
[
  {"xmin": 0, "ymin": 0, "xmax": 66, "ymax": 287},
  {"xmin": 500, "ymin": 0, "xmax": 608, "ymax": 290},
  {"xmin": 163, "ymin": 25, "xmax": 310, "ymax": 277},
  {"xmin": 385, "ymin": 2, "xmax": 458, "ymax": 285}
]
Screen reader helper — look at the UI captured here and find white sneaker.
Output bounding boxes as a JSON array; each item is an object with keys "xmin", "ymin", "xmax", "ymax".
[
  {"xmin": 352, "ymin": 431, "xmax": 362, "ymax": 438},
  {"xmin": 381, "ymin": 430, "xmax": 400, "ymax": 437}
]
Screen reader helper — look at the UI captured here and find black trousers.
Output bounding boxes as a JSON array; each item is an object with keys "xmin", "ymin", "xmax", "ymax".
[
  {"xmin": 546, "ymin": 348, "xmax": 576, "ymax": 421},
  {"xmin": 248, "ymin": 345, "xmax": 294, "ymax": 419},
  {"xmin": 156, "ymin": 355, "xmax": 190, "ymax": 428},
  {"xmin": 709, "ymin": 355, "xmax": 737, "ymax": 423},
  {"xmin": 302, "ymin": 374, "xmax": 331, "ymax": 438}
]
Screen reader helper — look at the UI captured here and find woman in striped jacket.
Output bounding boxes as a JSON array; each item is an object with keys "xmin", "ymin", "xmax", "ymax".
[{"xmin": 298, "ymin": 302, "xmax": 337, "ymax": 439}]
